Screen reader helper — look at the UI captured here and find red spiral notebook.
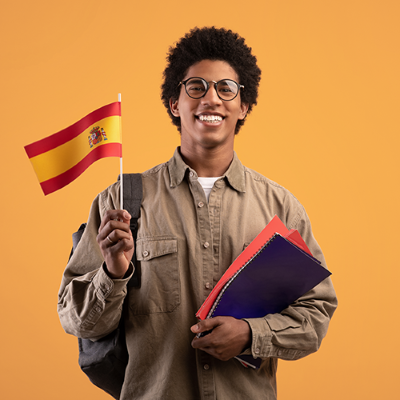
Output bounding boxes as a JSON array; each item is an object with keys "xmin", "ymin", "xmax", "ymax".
[{"xmin": 195, "ymin": 215, "xmax": 331, "ymax": 369}]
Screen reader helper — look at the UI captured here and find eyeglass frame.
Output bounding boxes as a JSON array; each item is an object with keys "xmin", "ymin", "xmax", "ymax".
[{"xmin": 178, "ymin": 77, "xmax": 244, "ymax": 101}]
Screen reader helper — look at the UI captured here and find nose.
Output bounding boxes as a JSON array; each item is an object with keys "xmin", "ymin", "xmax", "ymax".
[{"xmin": 201, "ymin": 81, "xmax": 222, "ymax": 106}]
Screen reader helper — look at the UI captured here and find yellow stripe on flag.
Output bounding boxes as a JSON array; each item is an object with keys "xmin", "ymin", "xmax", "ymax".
[{"xmin": 29, "ymin": 116, "xmax": 120, "ymax": 182}]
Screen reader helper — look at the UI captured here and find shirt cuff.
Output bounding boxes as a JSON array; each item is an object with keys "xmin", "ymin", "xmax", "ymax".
[
  {"xmin": 244, "ymin": 317, "xmax": 310, "ymax": 360},
  {"xmin": 243, "ymin": 317, "xmax": 273, "ymax": 358},
  {"xmin": 91, "ymin": 262, "xmax": 134, "ymax": 300}
]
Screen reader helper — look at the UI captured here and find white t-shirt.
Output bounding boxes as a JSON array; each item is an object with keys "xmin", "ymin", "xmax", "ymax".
[{"xmin": 197, "ymin": 177, "xmax": 222, "ymax": 202}]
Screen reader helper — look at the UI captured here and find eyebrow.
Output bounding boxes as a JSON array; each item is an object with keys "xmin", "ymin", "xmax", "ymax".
[{"xmin": 186, "ymin": 78, "xmax": 205, "ymax": 84}]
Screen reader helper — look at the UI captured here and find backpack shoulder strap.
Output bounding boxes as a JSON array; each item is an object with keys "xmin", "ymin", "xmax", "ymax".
[
  {"xmin": 118, "ymin": 173, "xmax": 142, "ymax": 236},
  {"xmin": 119, "ymin": 173, "xmax": 142, "ymax": 288},
  {"xmin": 120, "ymin": 173, "xmax": 142, "ymax": 223}
]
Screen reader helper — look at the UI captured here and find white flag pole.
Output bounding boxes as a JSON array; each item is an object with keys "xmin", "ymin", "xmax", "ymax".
[{"xmin": 118, "ymin": 93, "xmax": 123, "ymax": 211}]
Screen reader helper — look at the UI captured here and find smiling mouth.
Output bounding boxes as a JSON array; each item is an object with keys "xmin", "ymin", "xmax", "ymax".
[{"xmin": 197, "ymin": 115, "xmax": 224, "ymax": 123}]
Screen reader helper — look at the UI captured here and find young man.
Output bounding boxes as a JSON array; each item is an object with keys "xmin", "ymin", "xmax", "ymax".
[{"xmin": 58, "ymin": 27, "xmax": 337, "ymax": 400}]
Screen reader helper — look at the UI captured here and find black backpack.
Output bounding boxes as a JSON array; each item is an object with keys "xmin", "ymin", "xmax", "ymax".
[{"xmin": 69, "ymin": 174, "xmax": 142, "ymax": 399}]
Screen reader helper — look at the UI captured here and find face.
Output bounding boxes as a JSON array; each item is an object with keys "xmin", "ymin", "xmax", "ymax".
[{"xmin": 169, "ymin": 60, "xmax": 248, "ymax": 153}]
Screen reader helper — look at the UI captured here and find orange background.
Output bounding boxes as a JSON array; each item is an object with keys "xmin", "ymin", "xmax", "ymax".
[{"xmin": 1, "ymin": 1, "xmax": 399, "ymax": 399}]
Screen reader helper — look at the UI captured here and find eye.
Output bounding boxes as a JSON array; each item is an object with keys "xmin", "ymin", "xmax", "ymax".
[
  {"xmin": 188, "ymin": 85, "xmax": 206, "ymax": 92},
  {"xmin": 216, "ymin": 80, "xmax": 239, "ymax": 100},
  {"xmin": 219, "ymin": 86, "xmax": 234, "ymax": 93},
  {"xmin": 218, "ymin": 80, "xmax": 235, "ymax": 93},
  {"xmin": 186, "ymin": 79, "xmax": 206, "ymax": 93}
]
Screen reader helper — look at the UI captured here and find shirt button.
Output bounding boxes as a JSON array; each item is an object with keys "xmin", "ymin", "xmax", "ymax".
[
  {"xmin": 189, "ymin": 171, "xmax": 195, "ymax": 178},
  {"xmin": 203, "ymin": 242, "xmax": 210, "ymax": 248},
  {"xmin": 198, "ymin": 201, "xmax": 204, "ymax": 208},
  {"xmin": 205, "ymin": 282, "xmax": 211, "ymax": 289},
  {"xmin": 203, "ymin": 364, "xmax": 210, "ymax": 370},
  {"xmin": 255, "ymin": 348, "xmax": 260, "ymax": 354},
  {"xmin": 143, "ymin": 250, "xmax": 149, "ymax": 257}
]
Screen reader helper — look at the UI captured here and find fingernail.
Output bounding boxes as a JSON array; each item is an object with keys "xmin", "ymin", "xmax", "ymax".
[
  {"xmin": 123, "ymin": 211, "xmax": 131, "ymax": 219},
  {"xmin": 191, "ymin": 324, "xmax": 199, "ymax": 333}
]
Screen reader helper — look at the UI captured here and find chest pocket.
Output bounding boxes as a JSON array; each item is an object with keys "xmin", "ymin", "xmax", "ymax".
[{"xmin": 129, "ymin": 237, "xmax": 180, "ymax": 315}]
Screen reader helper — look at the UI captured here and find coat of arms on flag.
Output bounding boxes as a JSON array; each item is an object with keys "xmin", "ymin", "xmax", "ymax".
[{"xmin": 89, "ymin": 126, "xmax": 108, "ymax": 148}]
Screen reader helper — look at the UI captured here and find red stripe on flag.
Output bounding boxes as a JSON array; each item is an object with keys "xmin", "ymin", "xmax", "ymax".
[
  {"xmin": 39, "ymin": 143, "xmax": 122, "ymax": 195},
  {"xmin": 25, "ymin": 102, "xmax": 121, "ymax": 158}
]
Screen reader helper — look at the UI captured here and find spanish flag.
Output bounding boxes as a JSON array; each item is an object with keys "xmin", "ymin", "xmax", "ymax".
[{"xmin": 25, "ymin": 102, "xmax": 121, "ymax": 195}]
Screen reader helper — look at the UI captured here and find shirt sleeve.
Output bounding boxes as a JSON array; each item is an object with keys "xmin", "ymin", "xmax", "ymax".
[
  {"xmin": 57, "ymin": 184, "xmax": 133, "ymax": 341},
  {"xmin": 243, "ymin": 197, "xmax": 338, "ymax": 361}
]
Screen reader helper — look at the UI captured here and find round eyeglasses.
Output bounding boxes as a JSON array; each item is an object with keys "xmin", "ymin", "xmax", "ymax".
[{"xmin": 179, "ymin": 77, "xmax": 244, "ymax": 101}]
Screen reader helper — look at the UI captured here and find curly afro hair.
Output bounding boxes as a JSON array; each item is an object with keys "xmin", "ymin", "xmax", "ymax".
[{"xmin": 161, "ymin": 27, "xmax": 261, "ymax": 134}]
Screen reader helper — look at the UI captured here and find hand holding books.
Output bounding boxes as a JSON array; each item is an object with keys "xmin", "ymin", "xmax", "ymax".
[{"xmin": 190, "ymin": 316, "xmax": 251, "ymax": 362}]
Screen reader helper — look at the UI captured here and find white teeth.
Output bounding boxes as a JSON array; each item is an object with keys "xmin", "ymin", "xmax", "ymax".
[{"xmin": 199, "ymin": 115, "xmax": 223, "ymax": 123}]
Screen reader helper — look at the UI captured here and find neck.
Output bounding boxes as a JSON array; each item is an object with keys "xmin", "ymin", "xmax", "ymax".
[{"xmin": 180, "ymin": 145, "xmax": 234, "ymax": 177}]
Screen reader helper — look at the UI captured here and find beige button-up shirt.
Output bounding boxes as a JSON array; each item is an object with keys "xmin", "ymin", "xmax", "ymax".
[{"xmin": 58, "ymin": 148, "xmax": 337, "ymax": 400}]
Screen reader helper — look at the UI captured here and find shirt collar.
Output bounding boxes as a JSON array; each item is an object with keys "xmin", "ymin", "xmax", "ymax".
[
  {"xmin": 168, "ymin": 147, "xmax": 246, "ymax": 193},
  {"xmin": 224, "ymin": 151, "xmax": 246, "ymax": 193}
]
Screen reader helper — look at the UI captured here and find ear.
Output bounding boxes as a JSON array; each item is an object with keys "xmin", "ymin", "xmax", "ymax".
[
  {"xmin": 169, "ymin": 98, "xmax": 180, "ymax": 117},
  {"xmin": 239, "ymin": 102, "xmax": 249, "ymax": 120}
]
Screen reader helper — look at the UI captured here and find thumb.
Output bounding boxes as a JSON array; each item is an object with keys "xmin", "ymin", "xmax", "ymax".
[
  {"xmin": 122, "ymin": 210, "xmax": 132, "ymax": 222},
  {"xmin": 191, "ymin": 318, "xmax": 219, "ymax": 333}
]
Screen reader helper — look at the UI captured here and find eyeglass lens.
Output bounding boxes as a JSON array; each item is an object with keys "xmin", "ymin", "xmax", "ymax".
[{"xmin": 185, "ymin": 78, "xmax": 239, "ymax": 100}]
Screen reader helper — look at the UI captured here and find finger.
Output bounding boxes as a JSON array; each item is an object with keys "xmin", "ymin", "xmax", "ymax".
[
  {"xmin": 191, "ymin": 335, "xmax": 206, "ymax": 349},
  {"xmin": 104, "ymin": 225, "xmax": 132, "ymax": 244},
  {"xmin": 97, "ymin": 225, "xmax": 133, "ymax": 262},
  {"xmin": 99, "ymin": 209, "xmax": 131, "ymax": 232},
  {"xmin": 106, "ymin": 237, "xmax": 134, "ymax": 255},
  {"xmin": 98, "ymin": 229, "xmax": 133, "ymax": 254},
  {"xmin": 97, "ymin": 219, "xmax": 132, "ymax": 245},
  {"xmin": 99, "ymin": 211, "xmax": 131, "ymax": 235},
  {"xmin": 191, "ymin": 332, "xmax": 217, "ymax": 350},
  {"xmin": 191, "ymin": 317, "xmax": 221, "ymax": 334}
]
